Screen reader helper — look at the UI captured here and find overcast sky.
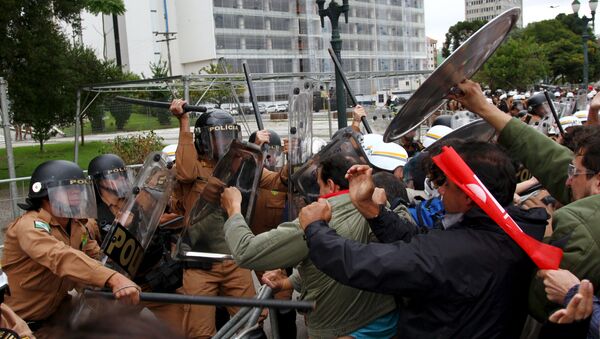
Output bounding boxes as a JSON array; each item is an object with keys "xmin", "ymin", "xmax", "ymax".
[{"xmin": 425, "ymin": 0, "xmax": 600, "ymax": 43}]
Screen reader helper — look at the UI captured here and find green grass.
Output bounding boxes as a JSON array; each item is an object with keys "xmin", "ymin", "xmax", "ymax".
[
  {"xmin": 0, "ymin": 141, "xmax": 106, "ymax": 180},
  {"xmin": 62, "ymin": 112, "xmax": 180, "ymax": 136}
]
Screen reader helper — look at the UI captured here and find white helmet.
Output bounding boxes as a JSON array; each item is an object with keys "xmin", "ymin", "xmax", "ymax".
[
  {"xmin": 423, "ymin": 125, "xmax": 453, "ymax": 148},
  {"xmin": 362, "ymin": 134, "xmax": 408, "ymax": 171},
  {"xmin": 162, "ymin": 144, "xmax": 177, "ymax": 163},
  {"xmin": 566, "ymin": 92, "xmax": 574, "ymax": 98},
  {"xmin": 554, "ymin": 91, "xmax": 561, "ymax": 98},
  {"xmin": 575, "ymin": 110, "xmax": 589, "ymax": 123},
  {"xmin": 588, "ymin": 90, "xmax": 598, "ymax": 99},
  {"xmin": 559, "ymin": 115, "xmax": 582, "ymax": 129}
]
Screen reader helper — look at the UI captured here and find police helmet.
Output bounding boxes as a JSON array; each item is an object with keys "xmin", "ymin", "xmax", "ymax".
[
  {"xmin": 248, "ymin": 129, "xmax": 282, "ymax": 146},
  {"xmin": 423, "ymin": 125, "xmax": 453, "ymax": 148},
  {"xmin": 194, "ymin": 110, "xmax": 240, "ymax": 161},
  {"xmin": 527, "ymin": 93, "xmax": 546, "ymax": 113},
  {"xmin": 24, "ymin": 160, "xmax": 97, "ymax": 218},
  {"xmin": 88, "ymin": 154, "xmax": 131, "ymax": 199}
]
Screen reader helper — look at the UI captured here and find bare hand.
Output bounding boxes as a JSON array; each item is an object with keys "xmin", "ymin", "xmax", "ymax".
[
  {"xmin": 203, "ymin": 177, "xmax": 226, "ymax": 205},
  {"xmin": 253, "ymin": 130, "xmax": 270, "ymax": 146},
  {"xmin": 353, "ymin": 105, "xmax": 366, "ymax": 122},
  {"xmin": 549, "ymin": 280, "xmax": 594, "ymax": 324},
  {"xmin": 261, "ymin": 269, "xmax": 292, "ymax": 292},
  {"xmin": 447, "ymin": 80, "xmax": 490, "ymax": 116},
  {"xmin": 221, "ymin": 187, "xmax": 242, "ymax": 217},
  {"xmin": 299, "ymin": 199, "xmax": 332, "ymax": 231},
  {"xmin": 346, "ymin": 165, "xmax": 375, "ymax": 205},
  {"xmin": 169, "ymin": 99, "xmax": 187, "ymax": 119},
  {"xmin": 372, "ymin": 187, "xmax": 388, "ymax": 205},
  {"xmin": 107, "ymin": 273, "xmax": 141, "ymax": 305},
  {"xmin": 538, "ymin": 269, "xmax": 581, "ymax": 304}
]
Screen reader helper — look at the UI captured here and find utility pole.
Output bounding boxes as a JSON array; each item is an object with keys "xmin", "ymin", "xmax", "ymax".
[
  {"xmin": 154, "ymin": 31, "xmax": 177, "ymax": 76},
  {"xmin": 317, "ymin": 0, "xmax": 350, "ymax": 130}
]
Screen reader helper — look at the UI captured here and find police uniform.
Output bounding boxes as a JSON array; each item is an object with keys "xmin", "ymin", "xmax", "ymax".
[
  {"xmin": 176, "ymin": 128, "xmax": 289, "ymax": 337},
  {"xmin": 1, "ymin": 208, "xmax": 116, "ymax": 323}
]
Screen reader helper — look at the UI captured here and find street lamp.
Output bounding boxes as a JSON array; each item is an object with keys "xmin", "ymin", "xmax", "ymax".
[
  {"xmin": 317, "ymin": 0, "xmax": 350, "ymax": 129},
  {"xmin": 572, "ymin": 0, "xmax": 597, "ymax": 89}
]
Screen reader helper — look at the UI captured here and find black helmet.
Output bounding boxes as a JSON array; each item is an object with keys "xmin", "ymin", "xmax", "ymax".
[
  {"xmin": 432, "ymin": 115, "xmax": 452, "ymax": 128},
  {"xmin": 28, "ymin": 160, "xmax": 86, "ymax": 199},
  {"xmin": 23, "ymin": 160, "xmax": 97, "ymax": 218},
  {"xmin": 88, "ymin": 154, "xmax": 126, "ymax": 178},
  {"xmin": 194, "ymin": 110, "xmax": 241, "ymax": 161},
  {"xmin": 527, "ymin": 93, "xmax": 546, "ymax": 112},
  {"xmin": 88, "ymin": 154, "xmax": 131, "ymax": 199},
  {"xmin": 248, "ymin": 129, "xmax": 282, "ymax": 146}
]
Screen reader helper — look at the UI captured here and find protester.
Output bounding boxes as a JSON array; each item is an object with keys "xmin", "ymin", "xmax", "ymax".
[
  {"xmin": 298, "ymin": 141, "xmax": 548, "ymax": 338},
  {"xmin": 220, "ymin": 153, "xmax": 399, "ymax": 338},
  {"xmin": 449, "ymin": 79, "xmax": 600, "ymax": 321}
]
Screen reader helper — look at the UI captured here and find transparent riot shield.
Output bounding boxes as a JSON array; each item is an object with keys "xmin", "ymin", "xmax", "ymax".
[
  {"xmin": 101, "ymin": 152, "xmax": 175, "ymax": 277},
  {"xmin": 291, "ymin": 131, "xmax": 369, "ymax": 202},
  {"xmin": 288, "ymin": 81, "xmax": 314, "ymax": 167},
  {"xmin": 176, "ymin": 140, "xmax": 263, "ymax": 262}
]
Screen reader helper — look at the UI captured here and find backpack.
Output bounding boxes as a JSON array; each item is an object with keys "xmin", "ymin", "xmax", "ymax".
[{"xmin": 409, "ymin": 197, "xmax": 445, "ymax": 229}]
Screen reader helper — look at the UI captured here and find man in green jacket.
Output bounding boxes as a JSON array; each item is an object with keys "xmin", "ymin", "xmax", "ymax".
[
  {"xmin": 220, "ymin": 154, "xmax": 398, "ymax": 338},
  {"xmin": 450, "ymin": 79, "xmax": 600, "ymax": 320}
]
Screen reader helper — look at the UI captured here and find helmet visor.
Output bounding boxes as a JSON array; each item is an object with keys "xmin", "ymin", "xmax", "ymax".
[
  {"xmin": 199, "ymin": 124, "xmax": 242, "ymax": 161},
  {"xmin": 47, "ymin": 179, "xmax": 97, "ymax": 219},
  {"xmin": 92, "ymin": 168, "xmax": 133, "ymax": 199},
  {"xmin": 264, "ymin": 146, "xmax": 283, "ymax": 171}
]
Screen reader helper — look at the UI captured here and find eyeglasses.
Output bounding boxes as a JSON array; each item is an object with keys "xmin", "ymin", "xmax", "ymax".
[{"xmin": 567, "ymin": 163, "xmax": 597, "ymax": 178}]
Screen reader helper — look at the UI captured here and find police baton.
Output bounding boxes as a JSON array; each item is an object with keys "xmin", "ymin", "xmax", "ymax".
[
  {"xmin": 115, "ymin": 96, "xmax": 208, "ymax": 113},
  {"xmin": 83, "ymin": 289, "xmax": 315, "ymax": 311},
  {"xmin": 242, "ymin": 63, "xmax": 265, "ymax": 131},
  {"xmin": 327, "ymin": 47, "xmax": 373, "ymax": 134}
]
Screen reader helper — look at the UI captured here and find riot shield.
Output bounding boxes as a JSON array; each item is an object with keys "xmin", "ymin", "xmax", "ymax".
[
  {"xmin": 101, "ymin": 153, "xmax": 175, "ymax": 277},
  {"xmin": 176, "ymin": 140, "xmax": 263, "ymax": 261},
  {"xmin": 288, "ymin": 81, "xmax": 314, "ymax": 167},
  {"xmin": 291, "ymin": 131, "xmax": 369, "ymax": 202}
]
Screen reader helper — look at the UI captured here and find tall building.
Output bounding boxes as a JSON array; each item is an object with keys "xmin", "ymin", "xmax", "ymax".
[
  {"xmin": 465, "ymin": 0, "xmax": 523, "ymax": 28},
  {"xmin": 426, "ymin": 37, "xmax": 437, "ymax": 70},
  {"xmin": 83, "ymin": 0, "xmax": 428, "ymax": 100}
]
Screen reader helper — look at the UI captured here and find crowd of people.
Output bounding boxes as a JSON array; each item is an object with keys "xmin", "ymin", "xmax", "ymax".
[{"xmin": 1, "ymin": 78, "xmax": 600, "ymax": 339}]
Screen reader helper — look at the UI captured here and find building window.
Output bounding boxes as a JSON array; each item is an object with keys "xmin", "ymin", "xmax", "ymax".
[
  {"xmin": 270, "ymin": 0, "xmax": 289, "ymax": 12},
  {"xmin": 245, "ymin": 36, "xmax": 267, "ymax": 49},
  {"xmin": 271, "ymin": 37, "xmax": 292, "ymax": 49},
  {"xmin": 243, "ymin": 0, "xmax": 264, "ymax": 10},
  {"xmin": 213, "ymin": 0, "xmax": 238, "ymax": 8},
  {"xmin": 273, "ymin": 59, "xmax": 293, "ymax": 72},
  {"xmin": 244, "ymin": 16, "xmax": 265, "ymax": 30}
]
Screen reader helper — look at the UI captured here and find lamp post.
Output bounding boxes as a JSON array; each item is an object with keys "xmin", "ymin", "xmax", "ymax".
[
  {"xmin": 572, "ymin": 0, "xmax": 597, "ymax": 89},
  {"xmin": 317, "ymin": 0, "xmax": 349, "ymax": 129}
]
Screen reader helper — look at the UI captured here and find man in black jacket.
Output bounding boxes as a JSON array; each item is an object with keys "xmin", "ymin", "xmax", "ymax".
[{"xmin": 298, "ymin": 141, "xmax": 548, "ymax": 339}]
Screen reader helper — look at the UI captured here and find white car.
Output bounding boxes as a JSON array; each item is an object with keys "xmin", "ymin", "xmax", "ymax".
[{"xmin": 267, "ymin": 104, "xmax": 277, "ymax": 113}]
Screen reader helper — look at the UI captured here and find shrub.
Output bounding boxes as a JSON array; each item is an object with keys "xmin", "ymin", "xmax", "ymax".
[{"xmin": 101, "ymin": 131, "xmax": 165, "ymax": 164}]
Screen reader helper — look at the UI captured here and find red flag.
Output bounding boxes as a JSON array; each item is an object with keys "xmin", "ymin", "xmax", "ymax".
[{"xmin": 432, "ymin": 146, "xmax": 562, "ymax": 269}]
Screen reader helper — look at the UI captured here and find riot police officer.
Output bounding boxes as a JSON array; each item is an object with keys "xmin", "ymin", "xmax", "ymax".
[
  {"xmin": 88, "ymin": 154, "xmax": 132, "ymax": 238},
  {"xmin": 171, "ymin": 99, "xmax": 285, "ymax": 338},
  {"xmin": 2, "ymin": 160, "xmax": 140, "ymax": 336}
]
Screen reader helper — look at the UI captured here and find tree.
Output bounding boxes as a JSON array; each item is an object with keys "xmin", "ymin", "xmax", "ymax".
[
  {"xmin": 84, "ymin": 0, "xmax": 126, "ymax": 60},
  {"xmin": 442, "ymin": 20, "xmax": 487, "ymax": 58},
  {"xmin": 148, "ymin": 60, "xmax": 172, "ymax": 126},
  {"xmin": 198, "ymin": 62, "xmax": 245, "ymax": 108},
  {"xmin": 0, "ymin": 0, "xmax": 131, "ymax": 150},
  {"xmin": 475, "ymin": 37, "xmax": 550, "ymax": 90}
]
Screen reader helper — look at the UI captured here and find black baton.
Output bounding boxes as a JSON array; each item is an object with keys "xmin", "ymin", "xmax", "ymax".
[{"xmin": 115, "ymin": 96, "xmax": 207, "ymax": 113}]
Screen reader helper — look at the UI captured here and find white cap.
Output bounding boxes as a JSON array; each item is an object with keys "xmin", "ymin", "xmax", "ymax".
[
  {"xmin": 362, "ymin": 134, "xmax": 408, "ymax": 171},
  {"xmin": 499, "ymin": 93, "xmax": 507, "ymax": 100},
  {"xmin": 559, "ymin": 115, "xmax": 582, "ymax": 129},
  {"xmin": 162, "ymin": 144, "xmax": 177, "ymax": 162},
  {"xmin": 508, "ymin": 90, "xmax": 517, "ymax": 97},
  {"xmin": 554, "ymin": 91, "xmax": 561, "ymax": 97},
  {"xmin": 423, "ymin": 125, "xmax": 453, "ymax": 148},
  {"xmin": 566, "ymin": 92, "xmax": 574, "ymax": 98}
]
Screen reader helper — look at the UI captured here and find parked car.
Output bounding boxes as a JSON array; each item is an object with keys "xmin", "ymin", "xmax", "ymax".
[
  {"xmin": 267, "ymin": 104, "xmax": 277, "ymax": 113},
  {"xmin": 276, "ymin": 104, "xmax": 287, "ymax": 112}
]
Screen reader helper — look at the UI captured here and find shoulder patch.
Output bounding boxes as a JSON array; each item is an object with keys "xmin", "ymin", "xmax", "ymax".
[{"xmin": 34, "ymin": 220, "xmax": 51, "ymax": 234}]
